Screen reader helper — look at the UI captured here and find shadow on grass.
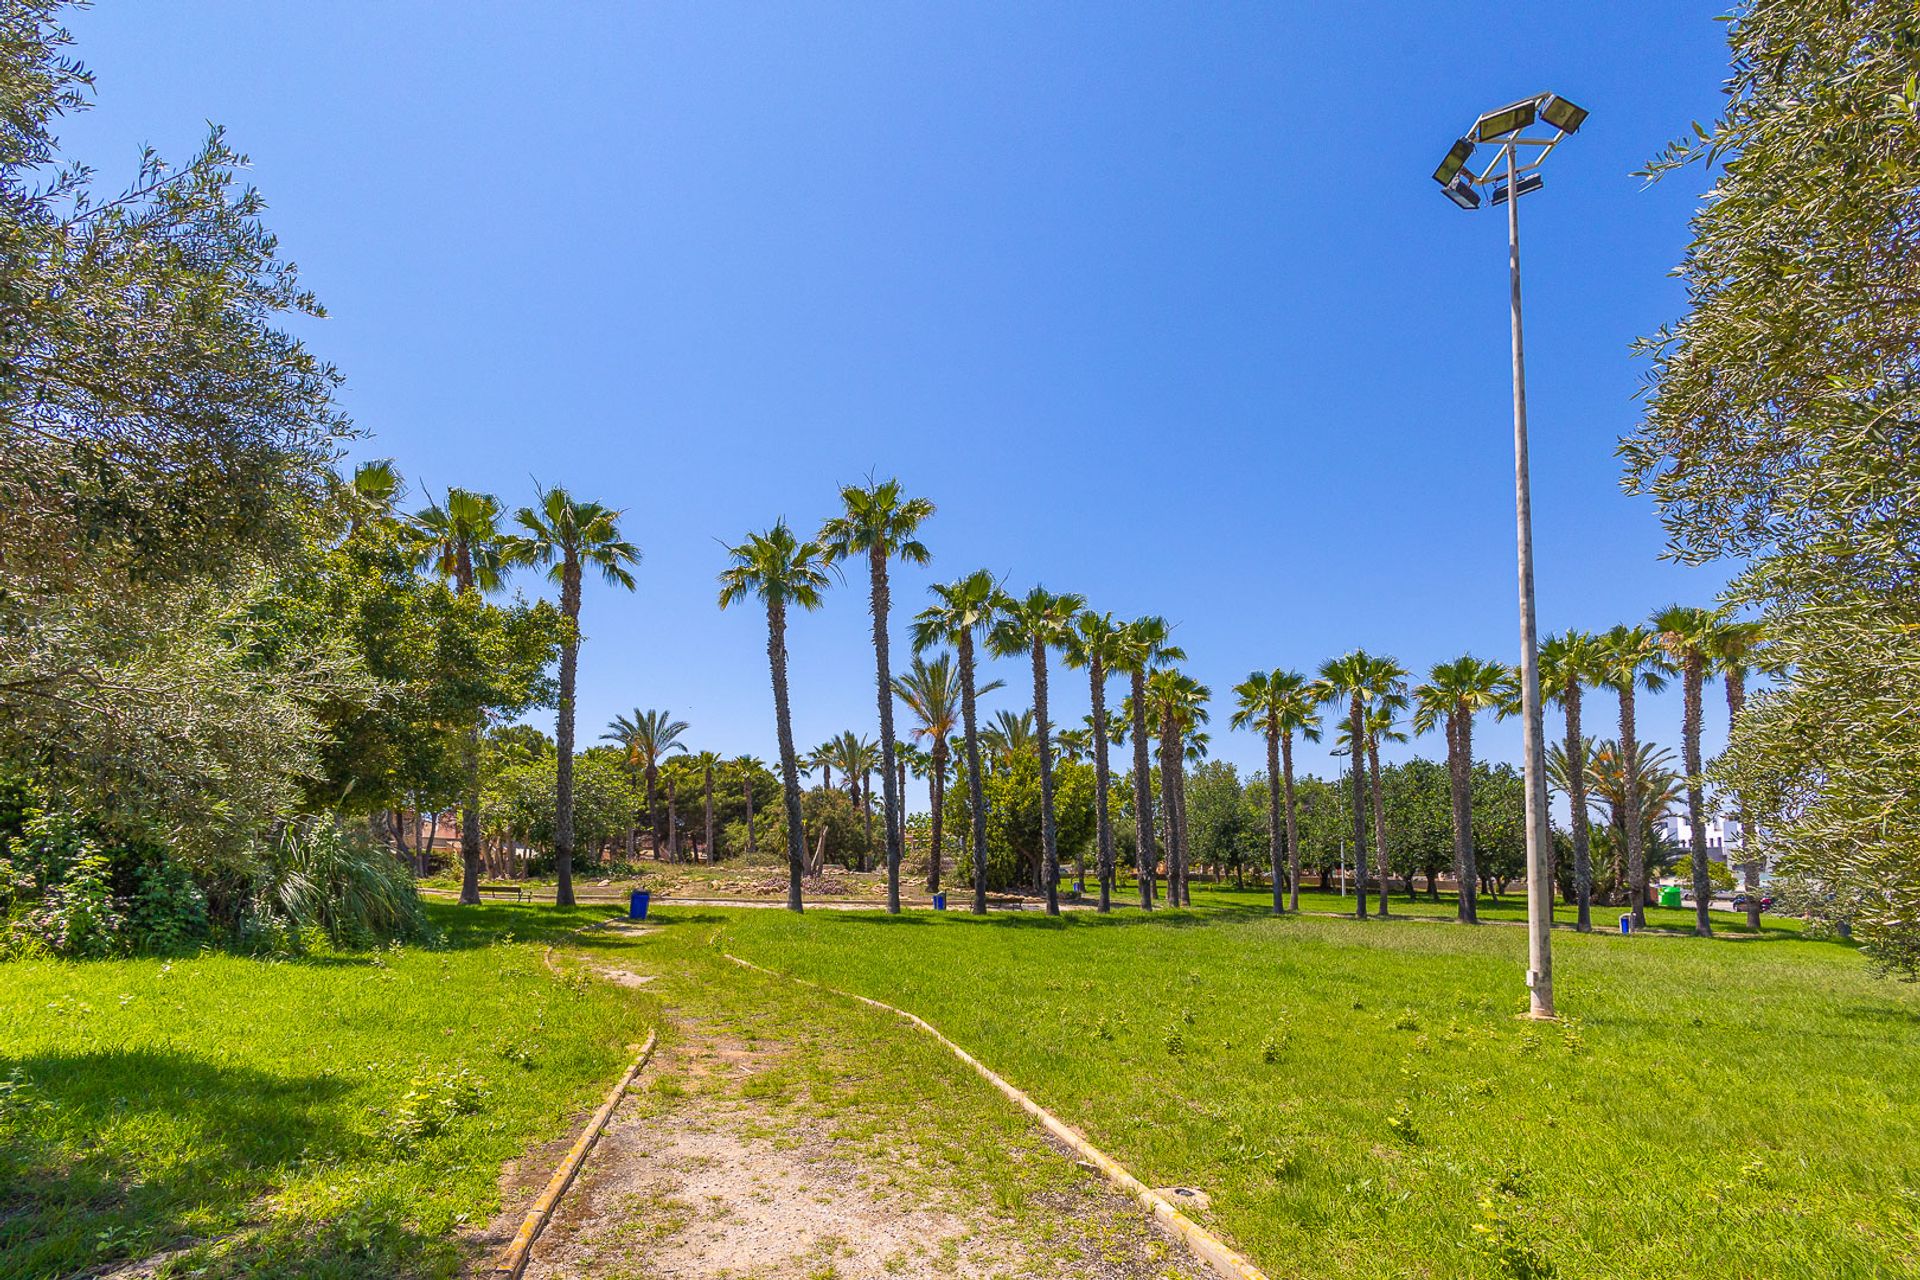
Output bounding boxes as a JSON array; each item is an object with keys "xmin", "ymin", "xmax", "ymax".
[
  {"xmin": 804, "ymin": 900, "xmax": 1277, "ymax": 932},
  {"xmin": 0, "ymin": 1048, "xmax": 356, "ymax": 1279}
]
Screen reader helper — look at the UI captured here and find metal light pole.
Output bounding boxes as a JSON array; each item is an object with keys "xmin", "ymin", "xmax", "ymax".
[{"xmin": 1431, "ymin": 93, "xmax": 1588, "ymax": 1020}]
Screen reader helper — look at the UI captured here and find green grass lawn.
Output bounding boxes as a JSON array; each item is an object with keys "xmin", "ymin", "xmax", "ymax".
[
  {"xmin": 665, "ymin": 895, "xmax": 1918, "ymax": 1280},
  {"xmin": 0, "ymin": 906, "xmax": 658, "ymax": 1280}
]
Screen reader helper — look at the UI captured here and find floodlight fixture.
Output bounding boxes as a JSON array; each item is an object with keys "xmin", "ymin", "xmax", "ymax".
[
  {"xmin": 1432, "ymin": 137, "xmax": 1476, "ymax": 186},
  {"xmin": 1489, "ymin": 173, "xmax": 1544, "ymax": 205},
  {"xmin": 1538, "ymin": 94, "xmax": 1588, "ymax": 134},
  {"xmin": 1442, "ymin": 174, "xmax": 1482, "ymax": 209},
  {"xmin": 1474, "ymin": 98, "xmax": 1538, "ymax": 142}
]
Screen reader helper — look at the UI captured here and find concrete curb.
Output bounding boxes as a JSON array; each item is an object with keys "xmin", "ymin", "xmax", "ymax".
[{"xmin": 721, "ymin": 950, "xmax": 1271, "ymax": 1280}]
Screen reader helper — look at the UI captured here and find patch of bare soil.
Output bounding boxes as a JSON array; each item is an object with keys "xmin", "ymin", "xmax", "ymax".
[{"xmin": 502, "ymin": 1023, "xmax": 1206, "ymax": 1280}]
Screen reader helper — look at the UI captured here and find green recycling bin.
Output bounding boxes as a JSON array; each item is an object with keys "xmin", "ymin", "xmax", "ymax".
[{"xmin": 1659, "ymin": 884, "xmax": 1684, "ymax": 909}]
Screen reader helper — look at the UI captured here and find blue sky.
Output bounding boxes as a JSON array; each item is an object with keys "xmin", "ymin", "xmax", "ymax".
[{"xmin": 63, "ymin": 3, "xmax": 1738, "ymax": 798}]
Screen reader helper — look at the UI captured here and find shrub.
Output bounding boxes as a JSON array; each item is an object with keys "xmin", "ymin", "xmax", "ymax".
[{"xmin": 250, "ymin": 819, "xmax": 432, "ymax": 948}]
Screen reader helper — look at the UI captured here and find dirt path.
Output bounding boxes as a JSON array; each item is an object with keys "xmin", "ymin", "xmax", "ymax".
[{"xmin": 484, "ymin": 958, "xmax": 1209, "ymax": 1280}]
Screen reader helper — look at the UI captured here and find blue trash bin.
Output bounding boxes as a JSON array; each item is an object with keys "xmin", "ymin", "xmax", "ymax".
[
  {"xmin": 932, "ymin": 892, "xmax": 947, "ymax": 912},
  {"xmin": 1619, "ymin": 913, "xmax": 1631, "ymax": 935},
  {"xmin": 629, "ymin": 889, "xmax": 651, "ymax": 921}
]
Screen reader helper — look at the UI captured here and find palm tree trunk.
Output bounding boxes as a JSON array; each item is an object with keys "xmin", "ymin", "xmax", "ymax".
[
  {"xmin": 867, "ymin": 549, "xmax": 905, "ymax": 914},
  {"xmin": 1132, "ymin": 671, "xmax": 1156, "ymax": 909},
  {"xmin": 646, "ymin": 764, "xmax": 660, "ymax": 859},
  {"xmin": 959, "ymin": 633, "xmax": 990, "ymax": 914},
  {"xmin": 1453, "ymin": 711, "xmax": 1480, "ymax": 923},
  {"xmin": 1282, "ymin": 734, "xmax": 1301, "ymax": 912},
  {"xmin": 703, "ymin": 762, "xmax": 716, "ymax": 865},
  {"xmin": 1727, "ymin": 669, "xmax": 1760, "ymax": 931},
  {"xmin": 743, "ymin": 770, "xmax": 756, "ymax": 853},
  {"xmin": 666, "ymin": 778, "xmax": 680, "ymax": 863},
  {"xmin": 1174, "ymin": 755, "xmax": 1193, "ymax": 905},
  {"xmin": 765, "ymin": 597, "xmax": 805, "ymax": 912},
  {"xmin": 929, "ymin": 742, "xmax": 947, "ymax": 893},
  {"xmin": 1033, "ymin": 639, "xmax": 1061, "ymax": 916},
  {"xmin": 553, "ymin": 562, "xmax": 582, "ymax": 907},
  {"xmin": 1265, "ymin": 727, "xmax": 1283, "ymax": 915},
  {"xmin": 459, "ymin": 725, "xmax": 484, "ymax": 905},
  {"xmin": 1348, "ymin": 696, "xmax": 1369, "ymax": 920},
  {"xmin": 1621, "ymin": 685, "xmax": 1647, "ymax": 928},
  {"xmin": 1566, "ymin": 684, "xmax": 1593, "ymax": 932},
  {"xmin": 1090, "ymin": 655, "xmax": 1114, "ymax": 913},
  {"xmin": 1683, "ymin": 653, "xmax": 1712, "ymax": 937},
  {"xmin": 1157, "ymin": 706, "xmax": 1181, "ymax": 909},
  {"xmin": 1368, "ymin": 733, "xmax": 1390, "ymax": 918}
]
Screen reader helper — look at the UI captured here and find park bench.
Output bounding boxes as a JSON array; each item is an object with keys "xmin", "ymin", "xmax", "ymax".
[{"xmin": 476, "ymin": 882, "xmax": 527, "ymax": 903}]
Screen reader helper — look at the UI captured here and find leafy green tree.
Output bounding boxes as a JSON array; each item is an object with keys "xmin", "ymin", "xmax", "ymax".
[
  {"xmin": 1184, "ymin": 761, "xmax": 1263, "ymax": 887},
  {"xmin": 818, "ymin": 478, "xmax": 935, "ymax": 914},
  {"xmin": 718, "ymin": 522, "xmax": 831, "ymax": 912},
  {"xmin": 989, "ymin": 588, "xmax": 1085, "ymax": 916},
  {"xmin": 1708, "ymin": 619, "xmax": 1776, "ymax": 930},
  {"xmin": 1621, "ymin": 0, "xmax": 1920, "ymax": 974},
  {"xmin": 506, "ymin": 487, "xmax": 639, "ymax": 906},
  {"xmin": 1410, "ymin": 656, "xmax": 1518, "ymax": 924}
]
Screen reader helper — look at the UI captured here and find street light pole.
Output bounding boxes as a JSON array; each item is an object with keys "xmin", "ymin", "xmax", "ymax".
[
  {"xmin": 1430, "ymin": 92, "xmax": 1587, "ymax": 1021},
  {"xmin": 1503, "ymin": 144, "xmax": 1556, "ymax": 1020}
]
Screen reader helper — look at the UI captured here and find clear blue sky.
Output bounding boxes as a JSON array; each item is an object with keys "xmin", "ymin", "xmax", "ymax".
[{"xmin": 63, "ymin": 3, "xmax": 1737, "ymax": 798}]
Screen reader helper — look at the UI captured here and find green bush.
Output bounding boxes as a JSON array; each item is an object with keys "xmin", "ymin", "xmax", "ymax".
[{"xmin": 250, "ymin": 819, "xmax": 433, "ymax": 948}]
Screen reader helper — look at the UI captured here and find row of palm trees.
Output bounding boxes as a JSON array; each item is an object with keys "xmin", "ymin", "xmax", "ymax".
[
  {"xmin": 717, "ymin": 477, "xmax": 1774, "ymax": 928},
  {"xmin": 346, "ymin": 463, "xmax": 643, "ymax": 908}
]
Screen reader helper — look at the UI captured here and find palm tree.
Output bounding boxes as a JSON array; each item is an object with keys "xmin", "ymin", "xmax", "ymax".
[
  {"xmin": 601, "ymin": 709, "xmax": 689, "ymax": 858},
  {"xmin": 1410, "ymin": 656, "xmax": 1519, "ymax": 924},
  {"xmin": 691, "ymin": 750, "xmax": 722, "ymax": 863},
  {"xmin": 506, "ymin": 486, "xmax": 641, "ymax": 907},
  {"xmin": 819, "ymin": 479, "xmax": 935, "ymax": 914},
  {"xmin": 1540, "ymin": 630, "xmax": 1605, "ymax": 931},
  {"xmin": 1597, "ymin": 624, "xmax": 1673, "ymax": 927},
  {"xmin": 729, "ymin": 755, "xmax": 764, "ymax": 854},
  {"xmin": 1315, "ymin": 652, "xmax": 1381, "ymax": 920},
  {"xmin": 409, "ymin": 487, "xmax": 509, "ymax": 907},
  {"xmin": 1113, "ymin": 617, "xmax": 1185, "ymax": 909},
  {"xmin": 1063, "ymin": 610, "xmax": 1126, "ymax": 912},
  {"xmin": 1361, "ymin": 656, "xmax": 1409, "ymax": 914},
  {"xmin": 981, "ymin": 708, "xmax": 1036, "ymax": 766},
  {"xmin": 717, "ymin": 521, "xmax": 832, "ymax": 912},
  {"xmin": 1234, "ymin": 670, "xmax": 1320, "ymax": 914},
  {"xmin": 893, "ymin": 653, "xmax": 1003, "ymax": 895},
  {"xmin": 989, "ymin": 587, "xmax": 1086, "ymax": 915},
  {"xmin": 1144, "ymin": 668, "xmax": 1209, "ymax": 906},
  {"xmin": 1651, "ymin": 605, "xmax": 1722, "ymax": 936},
  {"xmin": 911, "ymin": 571, "xmax": 1002, "ymax": 914},
  {"xmin": 341, "ymin": 458, "xmax": 404, "ymax": 537},
  {"xmin": 808, "ymin": 741, "xmax": 836, "ymax": 793},
  {"xmin": 1709, "ymin": 617, "xmax": 1774, "ymax": 929}
]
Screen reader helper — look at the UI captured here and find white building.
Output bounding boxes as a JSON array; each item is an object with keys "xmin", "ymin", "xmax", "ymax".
[{"xmin": 1658, "ymin": 814, "xmax": 1747, "ymax": 863}]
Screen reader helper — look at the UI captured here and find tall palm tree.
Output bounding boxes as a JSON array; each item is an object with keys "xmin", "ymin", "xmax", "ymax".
[
  {"xmin": 409, "ymin": 487, "xmax": 510, "ymax": 907},
  {"xmin": 1540, "ymin": 630, "xmax": 1605, "ymax": 931},
  {"xmin": 690, "ymin": 749, "xmax": 722, "ymax": 863},
  {"xmin": 1233, "ymin": 670, "xmax": 1321, "ymax": 914},
  {"xmin": 506, "ymin": 486, "xmax": 640, "ymax": 907},
  {"xmin": 911, "ymin": 571, "xmax": 1002, "ymax": 914},
  {"xmin": 989, "ymin": 587, "xmax": 1086, "ymax": 915},
  {"xmin": 729, "ymin": 754, "xmax": 764, "ymax": 854},
  {"xmin": 340, "ymin": 458, "xmax": 404, "ymax": 537},
  {"xmin": 1113, "ymin": 617, "xmax": 1184, "ymax": 909},
  {"xmin": 1064, "ymin": 610, "xmax": 1126, "ymax": 912},
  {"xmin": 1652, "ymin": 605, "xmax": 1722, "ymax": 937},
  {"xmin": 819, "ymin": 479, "xmax": 935, "ymax": 914},
  {"xmin": 1709, "ymin": 617, "xmax": 1774, "ymax": 930},
  {"xmin": 1597, "ymin": 624, "xmax": 1673, "ymax": 927},
  {"xmin": 600, "ymin": 709, "xmax": 688, "ymax": 858},
  {"xmin": 1144, "ymin": 668, "xmax": 1210, "ymax": 906},
  {"xmin": 1410, "ymin": 656, "xmax": 1519, "ymax": 924},
  {"xmin": 1361, "ymin": 656, "xmax": 1409, "ymax": 915},
  {"xmin": 893, "ymin": 653, "xmax": 1003, "ymax": 895},
  {"xmin": 717, "ymin": 521, "xmax": 832, "ymax": 912},
  {"xmin": 808, "ymin": 741, "xmax": 836, "ymax": 793},
  {"xmin": 1315, "ymin": 651, "xmax": 1381, "ymax": 920}
]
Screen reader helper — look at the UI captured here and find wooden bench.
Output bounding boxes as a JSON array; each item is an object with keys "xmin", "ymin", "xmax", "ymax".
[{"xmin": 476, "ymin": 883, "xmax": 527, "ymax": 903}]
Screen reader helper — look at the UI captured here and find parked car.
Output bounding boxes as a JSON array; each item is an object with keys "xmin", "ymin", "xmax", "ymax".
[{"xmin": 1731, "ymin": 892, "xmax": 1775, "ymax": 912}]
